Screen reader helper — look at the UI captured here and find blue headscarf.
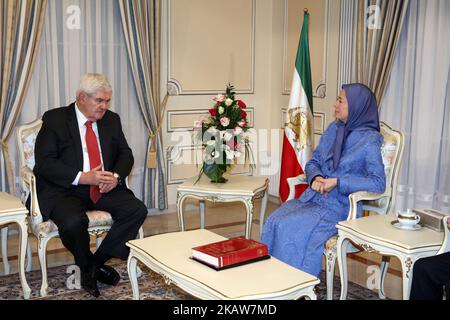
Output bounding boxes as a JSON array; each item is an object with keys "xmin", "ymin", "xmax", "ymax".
[{"xmin": 332, "ymin": 83, "xmax": 380, "ymax": 170}]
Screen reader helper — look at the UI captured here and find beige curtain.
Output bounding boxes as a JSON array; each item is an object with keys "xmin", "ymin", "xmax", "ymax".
[
  {"xmin": 0, "ymin": 0, "xmax": 47, "ymax": 194},
  {"xmin": 355, "ymin": 0, "xmax": 409, "ymax": 106},
  {"xmin": 119, "ymin": 0, "xmax": 167, "ymax": 209}
]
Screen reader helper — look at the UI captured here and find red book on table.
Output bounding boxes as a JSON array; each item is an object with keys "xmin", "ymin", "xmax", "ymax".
[{"xmin": 191, "ymin": 237, "xmax": 269, "ymax": 270}]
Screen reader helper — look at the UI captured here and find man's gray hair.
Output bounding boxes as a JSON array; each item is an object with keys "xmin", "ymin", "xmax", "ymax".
[{"xmin": 76, "ymin": 73, "xmax": 112, "ymax": 98}]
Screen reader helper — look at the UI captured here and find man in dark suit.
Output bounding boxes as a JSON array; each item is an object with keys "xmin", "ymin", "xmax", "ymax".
[
  {"xmin": 34, "ymin": 73, "xmax": 148, "ymax": 297},
  {"xmin": 410, "ymin": 217, "xmax": 450, "ymax": 300}
]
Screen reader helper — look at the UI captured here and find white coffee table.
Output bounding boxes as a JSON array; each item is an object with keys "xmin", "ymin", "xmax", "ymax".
[
  {"xmin": 126, "ymin": 229, "xmax": 319, "ymax": 300},
  {"xmin": 177, "ymin": 174, "xmax": 269, "ymax": 239},
  {"xmin": 0, "ymin": 192, "xmax": 31, "ymax": 299}
]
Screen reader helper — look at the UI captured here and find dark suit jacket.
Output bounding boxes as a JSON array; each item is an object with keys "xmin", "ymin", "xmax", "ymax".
[{"xmin": 33, "ymin": 103, "xmax": 134, "ymax": 220}]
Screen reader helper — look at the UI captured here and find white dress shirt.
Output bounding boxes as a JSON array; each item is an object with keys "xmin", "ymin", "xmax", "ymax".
[{"xmin": 72, "ymin": 103, "xmax": 104, "ymax": 185}]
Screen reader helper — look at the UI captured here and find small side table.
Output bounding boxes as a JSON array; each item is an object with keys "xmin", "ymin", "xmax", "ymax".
[
  {"xmin": 0, "ymin": 192, "xmax": 31, "ymax": 299},
  {"xmin": 177, "ymin": 174, "xmax": 269, "ymax": 239},
  {"xmin": 336, "ymin": 214, "xmax": 443, "ymax": 300}
]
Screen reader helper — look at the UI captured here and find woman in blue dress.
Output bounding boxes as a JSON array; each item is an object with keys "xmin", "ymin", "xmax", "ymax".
[{"xmin": 261, "ymin": 83, "xmax": 386, "ymax": 277}]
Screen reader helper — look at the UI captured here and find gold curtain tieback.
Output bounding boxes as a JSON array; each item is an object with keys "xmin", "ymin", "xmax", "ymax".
[{"xmin": 147, "ymin": 93, "xmax": 169, "ymax": 169}]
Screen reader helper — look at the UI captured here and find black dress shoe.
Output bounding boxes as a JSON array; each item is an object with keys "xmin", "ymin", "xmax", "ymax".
[
  {"xmin": 81, "ymin": 266, "xmax": 100, "ymax": 298},
  {"xmin": 96, "ymin": 264, "xmax": 120, "ymax": 286}
]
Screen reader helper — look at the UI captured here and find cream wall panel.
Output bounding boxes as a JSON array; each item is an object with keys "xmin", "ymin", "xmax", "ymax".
[
  {"xmin": 166, "ymin": 145, "xmax": 203, "ymax": 184},
  {"xmin": 168, "ymin": 0, "xmax": 255, "ymax": 94},
  {"xmin": 161, "ymin": 0, "xmax": 341, "ymax": 205}
]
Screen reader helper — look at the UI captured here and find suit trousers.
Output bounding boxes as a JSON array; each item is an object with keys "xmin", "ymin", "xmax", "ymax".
[
  {"xmin": 49, "ymin": 185, "xmax": 148, "ymax": 271},
  {"xmin": 410, "ymin": 252, "xmax": 450, "ymax": 300}
]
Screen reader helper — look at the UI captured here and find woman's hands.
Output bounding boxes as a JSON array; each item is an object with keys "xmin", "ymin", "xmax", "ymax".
[
  {"xmin": 311, "ymin": 176, "xmax": 338, "ymax": 196},
  {"xmin": 311, "ymin": 176, "xmax": 325, "ymax": 193}
]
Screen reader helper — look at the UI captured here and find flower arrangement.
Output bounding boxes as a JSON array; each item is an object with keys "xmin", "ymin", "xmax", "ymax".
[{"xmin": 194, "ymin": 84, "xmax": 254, "ymax": 183}]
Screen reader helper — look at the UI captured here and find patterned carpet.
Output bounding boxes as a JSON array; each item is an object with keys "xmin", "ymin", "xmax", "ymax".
[{"xmin": 0, "ymin": 259, "xmax": 383, "ymax": 300}]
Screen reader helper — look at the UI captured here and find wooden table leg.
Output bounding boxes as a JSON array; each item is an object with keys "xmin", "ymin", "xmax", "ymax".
[
  {"xmin": 199, "ymin": 200, "xmax": 205, "ymax": 229},
  {"xmin": 127, "ymin": 254, "xmax": 140, "ymax": 300},
  {"xmin": 243, "ymin": 198, "xmax": 254, "ymax": 239},
  {"xmin": 259, "ymin": 191, "xmax": 268, "ymax": 238},
  {"xmin": 177, "ymin": 192, "xmax": 186, "ymax": 231},
  {"xmin": 401, "ymin": 256, "xmax": 413, "ymax": 300}
]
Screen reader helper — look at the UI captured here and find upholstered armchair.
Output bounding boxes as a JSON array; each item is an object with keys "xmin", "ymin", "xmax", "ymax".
[
  {"xmin": 437, "ymin": 216, "xmax": 450, "ymax": 255},
  {"xmin": 284, "ymin": 122, "xmax": 404, "ymax": 300},
  {"xmin": 16, "ymin": 118, "xmax": 144, "ymax": 297}
]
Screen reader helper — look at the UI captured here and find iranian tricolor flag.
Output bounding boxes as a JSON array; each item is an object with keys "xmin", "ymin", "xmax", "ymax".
[{"xmin": 279, "ymin": 11, "xmax": 314, "ymax": 202}]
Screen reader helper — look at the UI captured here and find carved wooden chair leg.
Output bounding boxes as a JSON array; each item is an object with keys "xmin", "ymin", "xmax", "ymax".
[
  {"xmin": 38, "ymin": 235, "xmax": 50, "ymax": 297},
  {"xmin": 325, "ymin": 247, "xmax": 337, "ymax": 300}
]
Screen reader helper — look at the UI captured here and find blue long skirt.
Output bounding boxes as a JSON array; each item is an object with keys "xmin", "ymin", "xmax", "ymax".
[{"xmin": 261, "ymin": 199, "xmax": 343, "ymax": 277}]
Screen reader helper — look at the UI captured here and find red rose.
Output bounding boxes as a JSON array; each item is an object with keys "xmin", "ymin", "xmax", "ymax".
[
  {"xmin": 241, "ymin": 110, "xmax": 247, "ymax": 118},
  {"xmin": 236, "ymin": 100, "xmax": 246, "ymax": 108},
  {"xmin": 209, "ymin": 108, "xmax": 217, "ymax": 117}
]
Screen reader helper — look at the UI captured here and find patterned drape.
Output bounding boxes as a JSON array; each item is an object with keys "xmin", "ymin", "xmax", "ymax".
[
  {"xmin": 118, "ymin": 0, "xmax": 167, "ymax": 209},
  {"xmin": 0, "ymin": 0, "xmax": 47, "ymax": 193},
  {"xmin": 355, "ymin": 0, "xmax": 409, "ymax": 106}
]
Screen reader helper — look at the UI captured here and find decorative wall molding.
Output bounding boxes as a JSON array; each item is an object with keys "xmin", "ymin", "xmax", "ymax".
[
  {"xmin": 166, "ymin": 145, "xmax": 202, "ymax": 184},
  {"xmin": 282, "ymin": 0, "xmax": 330, "ymax": 98},
  {"xmin": 167, "ymin": 107, "xmax": 254, "ymax": 132},
  {"xmin": 167, "ymin": 0, "xmax": 256, "ymax": 95},
  {"xmin": 313, "ymin": 112, "xmax": 326, "ymax": 133},
  {"xmin": 167, "ymin": 79, "xmax": 182, "ymax": 96}
]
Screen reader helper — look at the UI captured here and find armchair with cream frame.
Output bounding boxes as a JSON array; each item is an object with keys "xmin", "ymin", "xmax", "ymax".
[
  {"xmin": 16, "ymin": 118, "xmax": 144, "ymax": 297},
  {"xmin": 436, "ymin": 216, "xmax": 450, "ymax": 256},
  {"xmin": 284, "ymin": 122, "xmax": 404, "ymax": 300}
]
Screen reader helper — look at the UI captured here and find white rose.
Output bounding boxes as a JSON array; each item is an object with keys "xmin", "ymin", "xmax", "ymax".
[
  {"xmin": 218, "ymin": 106, "xmax": 224, "ymax": 115},
  {"xmin": 225, "ymin": 98, "xmax": 233, "ymax": 106},
  {"xmin": 233, "ymin": 126, "xmax": 243, "ymax": 135}
]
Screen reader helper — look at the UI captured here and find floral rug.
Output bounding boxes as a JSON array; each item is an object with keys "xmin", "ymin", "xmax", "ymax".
[{"xmin": 0, "ymin": 260, "xmax": 382, "ymax": 300}]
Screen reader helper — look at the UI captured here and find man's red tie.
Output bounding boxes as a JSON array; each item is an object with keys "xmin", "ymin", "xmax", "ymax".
[{"xmin": 85, "ymin": 121, "xmax": 102, "ymax": 203}]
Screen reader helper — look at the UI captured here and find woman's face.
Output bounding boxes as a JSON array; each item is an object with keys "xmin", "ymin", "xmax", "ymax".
[{"xmin": 334, "ymin": 89, "xmax": 349, "ymax": 122}]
